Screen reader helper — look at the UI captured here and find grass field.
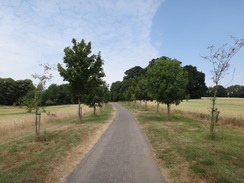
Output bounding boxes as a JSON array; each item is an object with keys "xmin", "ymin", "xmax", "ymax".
[
  {"xmin": 144, "ymin": 98, "xmax": 244, "ymax": 128},
  {"xmin": 121, "ymin": 103, "xmax": 244, "ymax": 183},
  {"xmin": 0, "ymin": 104, "xmax": 114, "ymax": 183},
  {"xmin": 0, "ymin": 104, "xmax": 92, "ymax": 139}
]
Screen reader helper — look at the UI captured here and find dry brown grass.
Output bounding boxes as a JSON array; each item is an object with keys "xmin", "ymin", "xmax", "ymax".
[
  {"xmin": 0, "ymin": 105, "xmax": 92, "ymax": 141},
  {"xmin": 0, "ymin": 104, "xmax": 115, "ymax": 183},
  {"xmin": 142, "ymin": 98, "xmax": 244, "ymax": 129}
]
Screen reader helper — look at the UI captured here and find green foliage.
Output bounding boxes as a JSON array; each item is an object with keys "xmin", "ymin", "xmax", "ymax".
[
  {"xmin": 208, "ymin": 85, "xmax": 227, "ymax": 97},
  {"xmin": 41, "ymin": 84, "xmax": 74, "ymax": 105},
  {"xmin": 110, "ymin": 81, "xmax": 123, "ymax": 102},
  {"xmin": 58, "ymin": 38, "xmax": 105, "ymax": 122},
  {"xmin": 58, "ymin": 39, "xmax": 105, "ymax": 98},
  {"xmin": 0, "ymin": 78, "xmax": 35, "ymax": 105},
  {"xmin": 123, "ymin": 66, "xmax": 145, "ymax": 80},
  {"xmin": 146, "ymin": 57, "xmax": 188, "ymax": 118},
  {"xmin": 183, "ymin": 65, "xmax": 207, "ymax": 99},
  {"xmin": 226, "ymin": 85, "xmax": 244, "ymax": 97}
]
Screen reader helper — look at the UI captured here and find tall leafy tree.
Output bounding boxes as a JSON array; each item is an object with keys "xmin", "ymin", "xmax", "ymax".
[
  {"xmin": 183, "ymin": 65, "xmax": 207, "ymax": 99},
  {"xmin": 146, "ymin": 57, "xmax": 188, "ymax": 119},
  {"xmin": 110, "ymin": 81, "xmax": 123, "ymax": 102},
  {"xmin": 0, "ymin": 78, "xmax": 16, "ymax": 105},
  {"xmin": 136, "ymin": 77, "xmax": 152, "ymax": 109},
  {"xmin": 123, "ymin": 66, "xmax": 145, "ymax": 80},
  {"xmin": 58, "ymin": 39, "xmax": 105, "ymax": 122}
]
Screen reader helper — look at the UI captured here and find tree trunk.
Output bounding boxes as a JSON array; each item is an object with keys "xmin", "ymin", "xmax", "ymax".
[
  {"xmin": 156, "ymin": 102, "xmax": 159, "ymax": 113},
  {"xmin": 35, "ymin": 112, "xmax": 41, "ymax": 136},
  {"xmin": 100, "ymin": 104, "xmax": 103, "ymax": 113},
  {"xmin": 78, "ymin": 97, "xmax": 82, "ymax": 123},
  {"xmin": 167, "ymin": 104, "xmax": 171, "ymax": 120},
  {"xmin": 94, "ymin": 105, "xmax": 96, "ymax": 115},
  {"xmin": 210, "ymin": 85, "xmax": 218, "ymax": 136},
  {"xmin": 145, "ymin": 100, "xmax": 148, "ymax": 110}
]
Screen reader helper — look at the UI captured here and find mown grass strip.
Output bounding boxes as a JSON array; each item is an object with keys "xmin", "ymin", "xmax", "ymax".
[
  {"xmin": 121, "ymin": 102, "xmax": 244, "ymax": 183},
  {"xmin": 0, "ymin": 104, "xmax": 113, "ymax": 183}
]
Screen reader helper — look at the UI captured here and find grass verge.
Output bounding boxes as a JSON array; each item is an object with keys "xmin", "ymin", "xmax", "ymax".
[
  {"xmin": 121, "ymin": 102, "xmax": 244, "ymax": 183},
  {"xmin": 0, "ymin": 104, "xmax": 114, "ymax": 183}
]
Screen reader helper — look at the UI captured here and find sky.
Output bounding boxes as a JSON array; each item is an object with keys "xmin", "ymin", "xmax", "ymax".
[{"xmin": 0, "ymin": 0, "xmax": 243, "ymax": 88}]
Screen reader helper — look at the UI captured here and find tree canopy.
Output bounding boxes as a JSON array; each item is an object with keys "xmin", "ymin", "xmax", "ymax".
[
  {"xmin": 183, "ymin": 65, "xmax": 207, "ymax": 99},
  {"xmin": 58, "ymin": 38, "xmax": 105, "ymax": 122},
  {"xmin": 146, "ymin": 57, "xmax": 188, "ymax": 119}
]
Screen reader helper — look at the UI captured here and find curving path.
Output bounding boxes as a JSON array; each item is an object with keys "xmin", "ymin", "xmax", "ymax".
[{"xmin": 66, "ymin": 103, "xmax": 167, "ymax": 183}]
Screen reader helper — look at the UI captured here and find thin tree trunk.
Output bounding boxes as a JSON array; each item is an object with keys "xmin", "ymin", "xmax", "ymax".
[
  {"xmin": 145, "ymin": 100, "xmax": 148, "ymax": 110},
  {"xmin": 35, "ymin": 113, "xmax": 38, "ymax": 135},
  {"xmin": 94, "ymin": 105, "xmax": 96, "ymax": 115},
  {"xmin": 167, "ymin": 104, "xmax": 171, "ymax": 120},
  {"xmin": 156, "ymin": 101, "xmax": 159, "ymax": 113},
  {"xmin": 210, "ymin": 84, "xmax": 218, "ymax": 136},
  {"xmin": 78, "ymin": 97, "xmax": 82, "ymax": 123},
  {"xmin": 35, "ymin": 112, "xmax": 41, "ymax": 136},
  {"xmin": 100, "ymin": 103, "xmax": 103, "ymax": 113}
]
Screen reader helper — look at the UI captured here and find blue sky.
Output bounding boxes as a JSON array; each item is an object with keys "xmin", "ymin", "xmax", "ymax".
[{"xmin": 0, "ymin": 0, "xmax": 243, "ymax": 88}]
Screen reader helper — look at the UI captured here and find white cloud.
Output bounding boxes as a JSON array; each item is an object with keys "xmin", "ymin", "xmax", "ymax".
[{"xmin": 0, "ymin": 0, "xmax": 163, "ymax": 86}]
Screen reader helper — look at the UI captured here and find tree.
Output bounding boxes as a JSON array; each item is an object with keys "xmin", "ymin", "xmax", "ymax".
[
  {"xmin": 146, "ymin": 57, "xmax": 188, "ymax": 119},
  {"xmin": 0, "ymin": 78, "xmax": 16, "ymax": 105},
  {"xmin": 183, "ymin": 65, "xmax": 207, "ymax": 99},
  {"xmin": 123, "ymin": 66, "xmax": 145, "ymax": 80},
  {"xmin": 226, "ymin": 85, "xmax": 244, "ymax": 97},
  {"xmin": 202, "ymin": 36, "xmax": 244, "ymax": 137},
  {"xmin": 21, "ymin": 64, "xmax": 53, "ymax": 136},
  {"xmin": 58, "ymin": 39, "xmax": 105, "ymax": 122},
  {"xmin": 15, "ymin": 79, "xmax": 35, "ymax": 104},
  {"xmin": 41, "ymin": 84, "xmax": 59, "ymax": 105},
  {"xmin": 210, "ymin": 85, "xmax": 227, "ymax": 97},
  {"xmin": 136, "ymin": 77, "xmax": 152, "ymax": 110},
  {"xmin": 85, "ymin": 81, "xmax": 109, "ymax": 115},
  {"xmin": 110, "ymin": 81, "xmax": 123, "ymax": 102}
]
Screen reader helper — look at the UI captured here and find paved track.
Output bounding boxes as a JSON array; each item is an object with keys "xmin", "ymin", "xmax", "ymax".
[{"xmin": 66, "ymin": 103, "xmax": 167, "ymax": 183}]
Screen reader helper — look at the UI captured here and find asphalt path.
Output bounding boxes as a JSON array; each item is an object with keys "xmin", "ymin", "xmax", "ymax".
[{"xmin": 66, "ymin": 103, "xmax": 167, "ymax": 183}]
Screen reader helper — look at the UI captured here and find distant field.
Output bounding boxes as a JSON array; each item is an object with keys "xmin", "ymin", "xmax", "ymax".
[
  {"xmin": 0, "ymin": 104, "xmax": 92, "ymax": 138},
  {"xmin": 145, "ymin": 98, "xmax": 244, "ymax": 128}
]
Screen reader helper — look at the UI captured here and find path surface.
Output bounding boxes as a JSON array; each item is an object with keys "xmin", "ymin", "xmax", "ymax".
[{"xmin": 66, "ymin": 103, "xmax": 167, "ymax": 183}]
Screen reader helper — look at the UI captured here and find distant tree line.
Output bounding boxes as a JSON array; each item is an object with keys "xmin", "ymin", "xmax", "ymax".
[
  {"xmin": 0, "ymin": 78, "xmax": 75, "ymax": 106},
  {"xmin": 206, "ymin": 85, "xmax": 244, "ymax": 98},
  {"xmin": 0, "ymin": 77, "xmax": 112, "ymax": 107},
  {"xmin": 0, "ymin": 78, "xmax": 35, "ymax": 105}
]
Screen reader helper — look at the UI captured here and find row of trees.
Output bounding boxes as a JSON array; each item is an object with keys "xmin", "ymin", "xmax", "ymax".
[
  {"xmin": 1, "ymin": 39, "xmax": 109, "ymax": 135},
  {"xmin": 111, "ymin": 56, "xmax": 208, "ymax": 102},
  {"xmin": 111, "ymin": 56, "xmax": 208, "ymax": 118}
]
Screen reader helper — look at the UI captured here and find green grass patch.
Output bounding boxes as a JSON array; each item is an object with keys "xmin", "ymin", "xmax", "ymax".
[
  {"xmin": 0, "ymin": 104, "xmax": 113, "ymax": 183},
  {"xmin": 120, "ymin": 102, "xmax": 244, "ymax": 183}
]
